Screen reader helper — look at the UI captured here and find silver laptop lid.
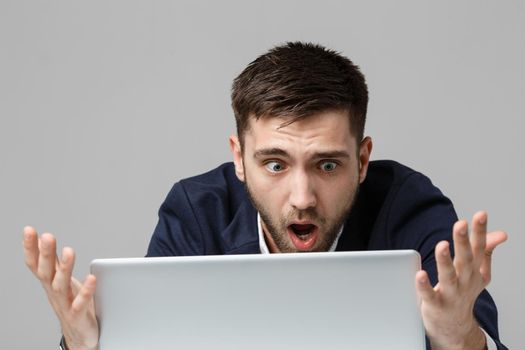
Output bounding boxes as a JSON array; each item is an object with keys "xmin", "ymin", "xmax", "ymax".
[{"xmin": 91, "ymin": 250, "xmax": 425, "ymax": 350}]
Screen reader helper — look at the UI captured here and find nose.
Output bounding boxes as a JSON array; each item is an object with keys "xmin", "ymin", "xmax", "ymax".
[{"xmin": 288, "ymin": 170, "xmax": 317, "ymax": 210}]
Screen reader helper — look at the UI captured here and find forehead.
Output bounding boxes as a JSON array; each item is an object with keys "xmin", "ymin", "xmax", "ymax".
[{"xmin": 244, "ymin": 110, "xmax": 356, "ymax": 155}]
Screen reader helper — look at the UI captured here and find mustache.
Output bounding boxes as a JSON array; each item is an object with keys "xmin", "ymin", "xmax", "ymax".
[{"xmin": 282, "ymin": 208, "xmax": 326, "ymax": 224}]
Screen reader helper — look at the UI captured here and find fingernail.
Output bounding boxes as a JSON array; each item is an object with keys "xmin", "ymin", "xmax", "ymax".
[
  {"xmin": 479, "ymin": 216, "xmax": 487, "ymax": 225},
  {"xmin": 24, "ymin": 231, "xmax": 31, "ymax": 240},
  {"xmin": 460, "ymin": 227, "xmax": 468, "ymax": 236},
  {"xmin": 442, "ymin": 249, "xmax": 449, "ymax": 256}
]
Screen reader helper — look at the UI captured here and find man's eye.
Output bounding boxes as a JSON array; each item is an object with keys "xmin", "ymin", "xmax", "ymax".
[
  {"xmin": 265, "ymin": 161, "xmax": 285, "ymax": 173},
  {"xmin": 320, "ymin": 161, "xmax": 338, "ymax": 172}
]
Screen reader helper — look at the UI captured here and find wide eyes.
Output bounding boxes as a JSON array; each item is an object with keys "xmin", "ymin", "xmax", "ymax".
[
  {"xmin": 320, "ymin": 161, "xmax": 338, "ymax": 172},
  {"xmin": 265, "ymin": 161, "xmax": 285, "ymax": 173},
  {"xmin": 264, "ymin": 160, "xmax": 338, "ymax": 173}
]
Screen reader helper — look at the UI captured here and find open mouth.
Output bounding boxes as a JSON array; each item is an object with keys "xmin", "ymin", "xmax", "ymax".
[
  {"xmin": 290, "ymin": 224, "xmax": 316, "ymax": 240},
  {"xmin": 288, "ymin": 223, "xmax": 319, "ymax": 250}
]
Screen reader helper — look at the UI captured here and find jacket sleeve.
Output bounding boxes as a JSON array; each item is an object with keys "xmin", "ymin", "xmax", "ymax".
[{"xmin": 385, "ymin": 172, "xmax": 507, "ymax": 349}]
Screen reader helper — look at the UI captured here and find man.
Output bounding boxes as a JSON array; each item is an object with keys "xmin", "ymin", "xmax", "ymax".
[{"xmin": 23, "ymin": 42, "xmax": 508, "ymax": 349}]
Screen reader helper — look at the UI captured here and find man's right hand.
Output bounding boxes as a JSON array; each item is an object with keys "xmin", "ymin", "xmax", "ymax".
[{"xmin": 23, "ymin": 226, "xmax": 99, "ymax": 350}]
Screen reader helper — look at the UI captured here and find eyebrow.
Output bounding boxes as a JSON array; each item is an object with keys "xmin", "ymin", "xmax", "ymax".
[
  {"xmin": 253, "ymin": 148, "xmax": 290, "ymax": 159},
  {"xmin": 312, "ymin": 150, "xmax": 351, "ymax": 159},
  {"xmin": 253, "ymin": 148, "xmax": 351, "ymax": 160}
]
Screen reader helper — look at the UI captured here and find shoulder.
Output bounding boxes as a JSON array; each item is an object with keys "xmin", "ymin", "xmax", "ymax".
[
  {"xmin": 364, "ymin": 160, "xmax": 448, "ymax": 206},
  {"xmin": 163, "ymin": 162, "xmax": 246, "ymax": 209},
  {"xmin": 365, "ymin": 160, "xmax": 428, "ymax": 188},
  {"xmin": 352, "ymin": 160, "xmax": 457, "ymax": 251},
  {"xmin": 360, "ymin": 160, "xmax": 441, "ymax": 213},
  {"xmin": 148, "ymin": 163, "xmax": 256, "ymax": 256},
  {"xmin": 180, "ymin": 162, "xmax": 238, "ymax": 185}
]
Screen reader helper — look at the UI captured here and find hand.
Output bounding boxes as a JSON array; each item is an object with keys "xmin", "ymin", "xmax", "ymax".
[
  {"xmin": 22, "ymin": 226, "xmax": 99, "ymax": 350},
  {"xmin": 415, "ymin": 211, "xmax": 507, "ymax": 350}
]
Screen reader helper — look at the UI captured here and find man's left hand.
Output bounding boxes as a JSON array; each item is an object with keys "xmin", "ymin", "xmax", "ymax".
[{"xmin": 415, "ymin": 211, "xmax": 507, "ymax": 350}]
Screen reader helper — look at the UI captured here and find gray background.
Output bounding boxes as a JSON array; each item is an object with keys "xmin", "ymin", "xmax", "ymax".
[{"xmin": 1, "ymin": 1, "xmax": 523, "ymax": 348}]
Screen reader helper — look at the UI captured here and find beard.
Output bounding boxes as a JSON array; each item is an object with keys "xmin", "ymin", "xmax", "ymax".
[{"xmin": 244, "ymin": 175, "xmax": 359, "ymax": 253}]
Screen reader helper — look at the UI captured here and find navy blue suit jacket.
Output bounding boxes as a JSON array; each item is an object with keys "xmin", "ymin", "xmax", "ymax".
[{"xmin": 146, "ymin": 160, "xmax": 506, "ymax": 349}]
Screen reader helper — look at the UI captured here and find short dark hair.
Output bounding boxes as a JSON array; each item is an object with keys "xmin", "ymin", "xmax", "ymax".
[{"xmin": 231, "ymin": 42, "xmax": 368, "ymax": 145}]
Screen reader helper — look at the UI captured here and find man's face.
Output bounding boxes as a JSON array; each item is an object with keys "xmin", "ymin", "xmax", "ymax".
[{"xmin": 230, "ymin": 110, "xmax": 372, "ymax": 253}]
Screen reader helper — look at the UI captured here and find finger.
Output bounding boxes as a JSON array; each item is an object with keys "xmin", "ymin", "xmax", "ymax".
[
  {"xmin": 415, "ymin": 270, "xmax": 437, "ymax": 305},
  {"xmin": 71, "ymin": 275, "xmax": 97, "ymax": 314},
  {"xmin": 480, "ymin": 230, "xmax": 508, "ymax": 283},
  {"xmin": 486, "ymin": 230, "xmax": 508, "ymax": 251},
  {"xmin": 37, "ymin": 233, "xmax": 57, "ymax": 285},
  {"xmin": 470, "ymin": 211, "xmax": 487, "ymax": 268},
  {"xmin": 51, "ymin": 247, "xmax": 76, "ymax": 306},
  {"xmin": 435, "ymin": 240, "xmax": 458, "ymax": 293},
  {"xmin": 70, "ymin": 276, "xmax": 83, "ymax": 295},
  {"xmin": 452, "ymin": 220, "xmax": 474, "ymax": 278},
  {"xmin": 22, "ymin": 226, "xmax": 39, "ymax": 273}
]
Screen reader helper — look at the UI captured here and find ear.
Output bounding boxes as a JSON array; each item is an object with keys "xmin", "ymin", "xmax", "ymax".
[
  {"xmin": 229, "ymin": 135, "xmax": 245, "ymax": 182},
  {"xmin": 358, "ymin": 136, "xmax": 373, "ymax": 184}
]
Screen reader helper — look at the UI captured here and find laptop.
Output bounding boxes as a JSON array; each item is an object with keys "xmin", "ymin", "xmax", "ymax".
[{"xmin": 91, "ymin": 250, "xmax": 425, "ymax": 350}]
